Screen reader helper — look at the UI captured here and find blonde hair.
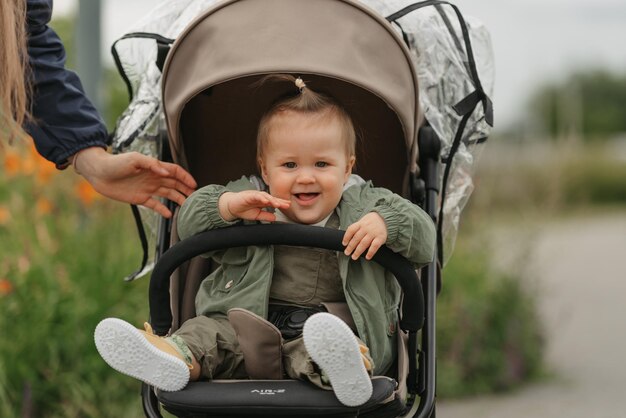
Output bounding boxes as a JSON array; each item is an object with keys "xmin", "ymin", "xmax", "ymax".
[
  {"xmin": 0, "ymin": 0, "xmax": 30, "ymax": 143},
  {"xmin": 256, "ymin": 74, "xmax": 356, "ymax": 161}
]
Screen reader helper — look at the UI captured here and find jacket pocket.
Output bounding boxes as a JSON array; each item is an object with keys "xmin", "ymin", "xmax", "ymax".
[
  {"xmin": 384, "ymin": 271, "xmax": 401, "ymax": 336},
  {"xmin": 212, "ymin": 248, "xmax": 250, "ymax": 294},
  {"xmin": 385, "ymin": 306, "xmax": 399, "ymax": 336}
]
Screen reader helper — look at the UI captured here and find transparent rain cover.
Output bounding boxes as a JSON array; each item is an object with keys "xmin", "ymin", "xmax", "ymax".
[
  {"xmin": 111, "ymin": 0, "xmax": 494, "ymax": 273},
  {"xmin": 362, "ymin": 0, "xmax": 495, "ymax": 265}
]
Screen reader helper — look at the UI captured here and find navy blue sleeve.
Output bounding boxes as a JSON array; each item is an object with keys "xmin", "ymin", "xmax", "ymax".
[{"xmin": 24, "ymin": 0, "xmax": 108, "ymax": 169}]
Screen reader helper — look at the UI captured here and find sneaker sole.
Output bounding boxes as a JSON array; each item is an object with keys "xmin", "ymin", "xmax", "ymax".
[
  {"xmin": 94, "ymin": 318, "xmax": 189, "ymax": 392},
  {"xmin": 303, "ymin": 313, "xmax": 373, "ymax": 407}
]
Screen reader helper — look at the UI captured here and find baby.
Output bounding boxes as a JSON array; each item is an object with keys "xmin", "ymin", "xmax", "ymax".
[{"xmin": 95, "ymin": 75, "xmax": 436, "ymax": 407}]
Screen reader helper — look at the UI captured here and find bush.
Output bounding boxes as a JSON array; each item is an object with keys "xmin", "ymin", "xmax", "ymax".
[
  {"xmin": 467, "ymin": 141, "xmax": 626, "ymax": 219},
  {"xmin": 0, "ymin": 142, "xmax": 148, "ymax": 417},
  {"xmin": 561, "ymin": 149, "xmax": 626, "ymax": 205},
  {"xmin": 436, "ymin": 238, "xmax": 544, "ymax": 397}
]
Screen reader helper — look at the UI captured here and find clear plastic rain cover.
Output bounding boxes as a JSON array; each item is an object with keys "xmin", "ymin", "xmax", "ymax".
[{"xmin": 111, "ymin": 0, "xmax": 494, "ymax": 276}]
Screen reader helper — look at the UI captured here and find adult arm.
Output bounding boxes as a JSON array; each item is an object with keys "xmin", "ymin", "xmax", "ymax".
[
  {"xmin": 23, "ymin": 0, "xmax": 197, "ymax": 217},
  {"xmin": 74, "ymin": 148, "xmax": 196, "ymax": 218},
  {"xmin": 24, "ymin": 0, "xmax": 108, "ymax": 168}
]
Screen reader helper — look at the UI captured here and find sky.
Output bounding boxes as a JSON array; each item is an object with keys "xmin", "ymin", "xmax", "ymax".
[{"xmin": 52, "ymin": 0, "xmax": 626, "ymax": 130}]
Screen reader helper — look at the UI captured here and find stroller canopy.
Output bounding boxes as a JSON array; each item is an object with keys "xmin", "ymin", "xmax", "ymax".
[
  {"xmin": 161, "ymin": 0, "xmax": 421, "ymax": 194},
  {"xmin": 111, "ymin": 0, "xmax": 494, "ymax": 266}
]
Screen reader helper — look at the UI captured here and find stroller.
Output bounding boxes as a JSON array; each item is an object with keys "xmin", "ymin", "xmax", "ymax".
[{"xmin": 110, "ymin": 0, "xmax": 494, "ymax": 417}]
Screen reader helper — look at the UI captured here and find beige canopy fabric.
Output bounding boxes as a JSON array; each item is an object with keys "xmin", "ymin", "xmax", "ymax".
[{"xmin": 161, "ymin": 0, "xmax": 421, "ymax": 195}]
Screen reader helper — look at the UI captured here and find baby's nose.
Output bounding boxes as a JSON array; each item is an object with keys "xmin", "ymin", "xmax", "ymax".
[{"xmin": 297, "ymin": 170, "xmax": 316, "ymax": 184}]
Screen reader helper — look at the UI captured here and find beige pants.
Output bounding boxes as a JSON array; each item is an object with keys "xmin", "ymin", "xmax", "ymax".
[{"xmin": 173, "ymin": 315, "xmax": 368, "ymax": 389}]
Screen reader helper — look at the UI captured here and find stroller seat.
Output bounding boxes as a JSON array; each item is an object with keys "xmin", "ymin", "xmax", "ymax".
[
  {"xmin": 143, "ymin": 0, "xmax": 433, "ymax": 415},
  {"xmin": 147, "ymin": 223, "xmax": 426, "ymax": 418}
]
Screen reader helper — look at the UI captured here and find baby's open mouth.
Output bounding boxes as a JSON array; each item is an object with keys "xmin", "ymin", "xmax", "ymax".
[{"xmin": 294, "ymin": 193, "xmax": 319, "ymax": 201}]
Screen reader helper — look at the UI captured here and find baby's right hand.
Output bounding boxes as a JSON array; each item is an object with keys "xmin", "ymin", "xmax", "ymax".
[{"xmin": 218, "ymin": 190, "xmax": 290, "ymax": 222}]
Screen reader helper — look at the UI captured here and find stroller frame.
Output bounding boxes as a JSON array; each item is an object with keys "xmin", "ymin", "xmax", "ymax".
[
  {"xmin": 139, "ymin": 124, "xmax": 441, "ymax": 418},
  {"xmin": 108, "ymin": 0, "xmax": 493, "ymax": 416}
]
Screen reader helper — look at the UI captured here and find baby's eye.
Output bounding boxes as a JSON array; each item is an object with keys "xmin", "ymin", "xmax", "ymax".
[
  {"xmin": 315, "ymin": 161, "xmax": 328, "ymax": 168},
  {"xmin": 283, "ymin": 162, "xmax": 297, "ymax": 169}
]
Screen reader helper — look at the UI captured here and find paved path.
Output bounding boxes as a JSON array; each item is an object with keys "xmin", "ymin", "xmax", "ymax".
[{"xmin": 437, "ymin": 212, "xmax": 626, "ymax": 418}]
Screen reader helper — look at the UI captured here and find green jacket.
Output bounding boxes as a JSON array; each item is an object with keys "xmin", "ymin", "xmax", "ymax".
[{"xmin": 177, "ymin": 176, "xmax": 436, "ymax": 374}]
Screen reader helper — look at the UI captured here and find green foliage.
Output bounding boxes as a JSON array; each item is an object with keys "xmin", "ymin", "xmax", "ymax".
[
  {"xmin": 437, "ymin": 239, "xmax": 544, "ymax": 397},
  {"xmin": 104, "ymin": 68, "xmax": 132, "ymax": 130},
  {"xmin": 467, "ymin": 142, "xmax": 626, "ymax": 219},
  {"xmin": 561, "ymin": 149, "xmax": 626, "ymax": 205},
  {"xmin": 48, "ymin": 16, "xmax": 76, "ymax": 68},
  {"xmin": 529, "ymin": 70, "xmax": 626, "ymax": 140},
  {"xmin": 50, "ymin": 15, "xmax": 131, "ymax": 132},
  {"xmin": 0, "ymin": 146, "xmax": 148, "ymax": 417}
]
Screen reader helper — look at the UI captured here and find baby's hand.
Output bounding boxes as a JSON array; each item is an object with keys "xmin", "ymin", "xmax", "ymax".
[
  {"xmin": 218, "ymin": 190, "xmax": 290, "ymax": 222},
  {"xmin": 342, "ymin": 212, "xmax": 388, "ymax": 260}
]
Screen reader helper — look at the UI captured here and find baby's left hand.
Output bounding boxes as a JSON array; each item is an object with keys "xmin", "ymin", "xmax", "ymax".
[{"xmin": 342, "ymin": 212, "xmax": 388, "ymax": 260}]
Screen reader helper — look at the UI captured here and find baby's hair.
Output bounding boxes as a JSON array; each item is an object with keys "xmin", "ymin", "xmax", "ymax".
[{"xmin": 256, "ymin": 74, "xmax": 356, "ymax": 162}]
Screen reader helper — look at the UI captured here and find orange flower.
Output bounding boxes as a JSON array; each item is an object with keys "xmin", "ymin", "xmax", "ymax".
[
  {"xmin": 29, "ymin": 142, "xmax": 57, "ymax": 184},
  {"xmin": 76, "ymin": 179, "xmax": 101, "ymax": 206},
  {"xmin": 21, "ymin": 152, "xmax": 36, "ymax": 175},
  {"xmin": 35, "ymin": 159, "xmax": 57, "ymax": 185},
  {"xmin": 3, "ymin": 149, "xmax": 21, "ymax": 176},
  {"xmin": 0, "ymin": 278, "xmax": 13, "ymax": 296},
  {"xmin": 36, "ymin": 197, "xmax": 53, "ymax": 215},
  {"xmin": 0, "ymin": 206, "xmax": 10, "ymax": 225}
]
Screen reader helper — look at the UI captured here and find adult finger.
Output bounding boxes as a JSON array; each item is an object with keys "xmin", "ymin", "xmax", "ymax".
[
  {"xmin": 154, "ymin": 187, "xmax": 188, "ymax": 207},
  {"xmin": 169, "ymin": 179, "xmax": 196, "ymax": 197},
  {"xmin": 149, "ymin": 176, "xmax": 196, "ymax": 198},
  {"xmin": 141, "ymin": 197, "xmax": 173, "ymax": 219},
  {"xmin": 155, "ymin": 161, "xmax": 197, "ymax": 189}
]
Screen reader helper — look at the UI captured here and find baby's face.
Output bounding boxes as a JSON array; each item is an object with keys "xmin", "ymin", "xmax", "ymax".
[{"xmin": 259, "ymin": 111, "xmax": 355, "ymax": 224}]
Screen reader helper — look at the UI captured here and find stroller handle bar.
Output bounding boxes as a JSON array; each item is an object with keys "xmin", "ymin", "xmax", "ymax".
[{"xmin": 149, "ymin": 224, "xmax": 424, "ymax": 336}]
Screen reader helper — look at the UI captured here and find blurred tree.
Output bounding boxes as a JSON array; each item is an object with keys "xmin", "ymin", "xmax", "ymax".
[
  {"xmin": 50, "ymin": 16, "xmax": 130, "ymax": 131},
  {"xmin": 529, "ymin": 70, "xmax": 626, "ymax": 141},
  {"xmin": 49, "ymin": 16, "xmax": 75, "ymax": 67}
]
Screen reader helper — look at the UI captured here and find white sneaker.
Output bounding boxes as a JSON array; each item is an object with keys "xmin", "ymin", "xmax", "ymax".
[
  {"xmin": 94, "ymin": 318, "xmax": 190, "ymax": 391},
  {"xmin": 303, "ymin": 313, "xmax": 373, "ymax": 407}
]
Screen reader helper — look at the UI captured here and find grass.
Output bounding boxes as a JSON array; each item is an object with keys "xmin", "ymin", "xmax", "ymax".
[{"xmin": 0, "ymin": 141, "xmax": 149, "ymax": 417}]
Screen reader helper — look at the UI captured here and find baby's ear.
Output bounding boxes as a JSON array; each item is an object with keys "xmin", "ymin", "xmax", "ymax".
[
  {"xmin": 344, "ymin": 155, "xmax": 356, "ymax": 181},
  {"xmin": 259, "ymin": 159, "xmax": 269, "ymax": 183}
]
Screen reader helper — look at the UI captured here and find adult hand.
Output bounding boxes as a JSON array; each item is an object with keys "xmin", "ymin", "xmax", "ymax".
[
  {"xmin": 218, "ymin": 190, "xmax": 290, "ymax": 222},
  {"xmin": 342, "ymin": 212, "xmax": 388, "ymax": 260},
  {"xmin": 73, "ymin": 147, "xmax": 197, "ymax": 218}
]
